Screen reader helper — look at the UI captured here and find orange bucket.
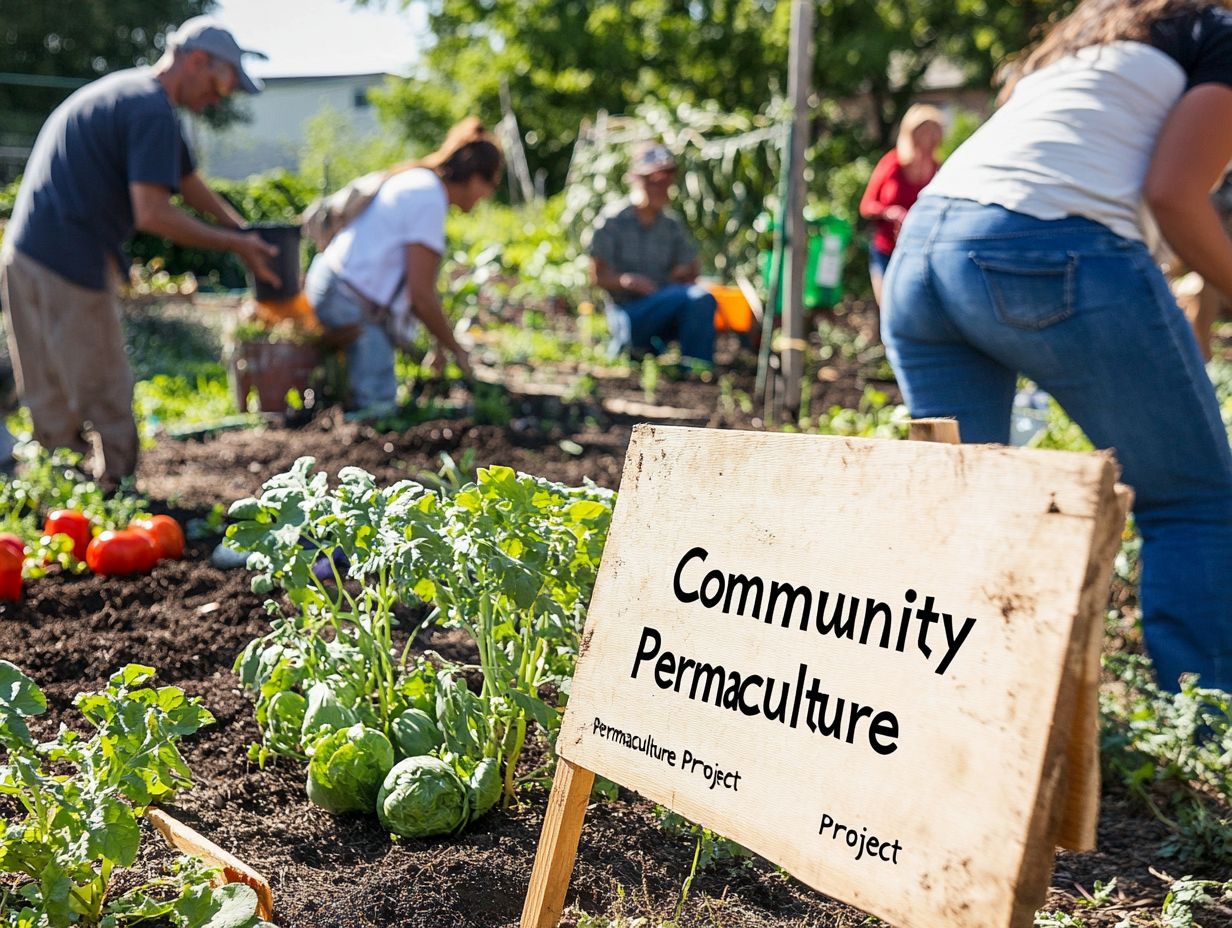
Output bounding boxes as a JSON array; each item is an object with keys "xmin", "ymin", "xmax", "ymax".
[
  {"xmin": 704, "ymin": 283, "xmax": 754, "ymax": 334},
  {"xmin": 254, "ymin": 292, "xmax": 321, "ymax": 334}
]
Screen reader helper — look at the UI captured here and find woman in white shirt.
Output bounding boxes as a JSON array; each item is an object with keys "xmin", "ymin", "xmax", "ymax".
[
  {"xmin": 882, "ymin": 0, "xmax": 1232, "ymax": 693},
  {"xmin": 304, "ymin": 119, "xmax": 501, "ymax": 414}
]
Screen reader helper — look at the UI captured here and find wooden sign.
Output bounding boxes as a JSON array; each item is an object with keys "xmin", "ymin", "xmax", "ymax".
[{"xmin": 522, "ymin": 424, "xmax": 1129, "ymax": 928}]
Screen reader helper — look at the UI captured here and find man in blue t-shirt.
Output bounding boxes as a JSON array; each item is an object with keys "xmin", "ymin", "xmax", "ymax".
[{"xmin": 0, "ymin": 17, "xmax": 279, "ymax": 484}]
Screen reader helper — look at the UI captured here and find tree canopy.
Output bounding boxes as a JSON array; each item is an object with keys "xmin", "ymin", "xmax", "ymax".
[
  {"xmin": 366, "ymin": 0, "xmax": 1074, "ymax": 193},
  {"xmin": 0, "ymin": 0, "xmax": 216, "ymax": 145}
]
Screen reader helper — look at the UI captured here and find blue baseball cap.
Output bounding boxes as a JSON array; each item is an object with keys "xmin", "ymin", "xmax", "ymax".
[{"xmin": 168, "ymin": 17, "xmax": 267, "ymax": 94}]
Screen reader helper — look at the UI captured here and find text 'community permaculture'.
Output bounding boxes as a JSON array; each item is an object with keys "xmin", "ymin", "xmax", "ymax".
[{"xmin": 627, "ymin": 547, "xmax": 982, "ymax": 757}]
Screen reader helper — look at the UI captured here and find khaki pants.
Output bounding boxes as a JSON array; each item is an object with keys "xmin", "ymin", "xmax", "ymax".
[{"xmin": 0, "ymin": 248, "xmax": 137, "ymax": 482}]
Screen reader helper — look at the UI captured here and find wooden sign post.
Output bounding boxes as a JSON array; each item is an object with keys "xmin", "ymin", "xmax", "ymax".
[{"xmin": 522, "ymin": 424, "xmax": 1129, "ymax": 928}]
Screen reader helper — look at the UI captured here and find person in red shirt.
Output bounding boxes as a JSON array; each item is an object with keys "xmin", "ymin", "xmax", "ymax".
[{"xmin": 859, "ymin": 104, "xmax": 945, "ymax": 305}]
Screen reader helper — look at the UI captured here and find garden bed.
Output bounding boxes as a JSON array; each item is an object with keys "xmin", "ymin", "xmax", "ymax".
[{"xmin": 2, "ymin": 303, "xmax": 1230, "ymax": 928}]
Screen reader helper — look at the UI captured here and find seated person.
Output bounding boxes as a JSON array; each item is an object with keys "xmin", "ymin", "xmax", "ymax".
[{"xmin": 588, "ymin": 142, "xmax": 715, "ymax": 369}]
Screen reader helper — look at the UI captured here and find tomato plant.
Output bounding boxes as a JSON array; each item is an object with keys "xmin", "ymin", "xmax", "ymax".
[
  {"xmin": 130, "ymin": 514, "xmax": 185, "ymax": 560},
  {"xmin": 44, "ymin": 509, "xmax": 92, "ymax": 561},
  {"xmin": 86, "ymin": 529, "xmax": 159, "ymax": 576}
]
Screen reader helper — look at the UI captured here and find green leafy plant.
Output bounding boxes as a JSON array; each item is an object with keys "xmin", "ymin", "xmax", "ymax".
[
  {"xmin": 806, "ymin": 386, "xmax": 910, "ymax": 439},
  {"xmin": 1100, "ymin": 653, "xmax": 1232, "ymax": 863},
  {"xmin": 0, "ymin": 662, "xmax": 267, "ymax": 928},
  {"xmin": 655, "ymin": 808, "xmax": 752, "ymax": 874},
  {"xmin": 229, "ymin": 460, "xmax": 442, "ymax": 761},
  {"xmin": 227, "ymin": 458, "xmax": 615, "ymax": 816},
  {"xmin": 412, "ymin": 466, "xmax": 614, "ymax": 803}
]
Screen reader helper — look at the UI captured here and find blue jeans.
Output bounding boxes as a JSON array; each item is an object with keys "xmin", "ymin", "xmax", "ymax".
[
  {"xmin": 610, "ymin": 284, "xmax": 716, "ymax": 365},
  {"xmin": 868, "ymin": 244, "xmax": 893, "ymax": 281},
  {"xmin": 304, "ymin": 256, "xmax": 397, "ymax": 411},
  {"xmin": 883, "ymin": 197, "xmax": 1232, "ymax": 692}
]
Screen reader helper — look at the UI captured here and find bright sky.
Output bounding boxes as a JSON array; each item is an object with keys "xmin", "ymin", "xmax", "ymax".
[{"xmin": 211, "ymin": 0, "xmax": 428, "ymax": 78}]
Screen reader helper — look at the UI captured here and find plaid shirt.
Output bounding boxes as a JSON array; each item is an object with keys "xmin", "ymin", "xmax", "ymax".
[{"xmin": 587, "ymin": 200, "xmax": 698, "ymax": 305}]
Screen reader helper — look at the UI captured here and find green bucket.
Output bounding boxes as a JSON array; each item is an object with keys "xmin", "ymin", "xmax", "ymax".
[{"xmin": 759, "ymin": 213, "xmax": 853, "ymax": 311}]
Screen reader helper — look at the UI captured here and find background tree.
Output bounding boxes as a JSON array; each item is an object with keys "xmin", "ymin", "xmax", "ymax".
[
  {"xmin": 0, "ymin": 0, "xmax": 224, "ymax": 161},
  {"xmin": 365, "ymin": 0, "xmax": 1073, "ymax": 194}
]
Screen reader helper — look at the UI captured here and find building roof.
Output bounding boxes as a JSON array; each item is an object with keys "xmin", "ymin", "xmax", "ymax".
[{"xmin": 256, "ymin": 72, "xmax": 394, "ymax": 86}]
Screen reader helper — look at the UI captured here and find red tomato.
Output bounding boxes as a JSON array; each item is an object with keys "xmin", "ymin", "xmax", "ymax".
[
  {"xmin": 0, "ymin": 533, "xmax": 26, "ymax": 559},
  {"xmin": 85, "ymin": 529, "xmax": 159, "ymax": 576},
  {"xmin": 0, "ymin": 544, "xmax": 22, "ymax": 601},
  {"xmin": 129, "ymin": 515, "xmax": 185, "ymax": 560},
  {"xmin": 44, "ymin": 510, "xmax": 92, "ymax": 562}
]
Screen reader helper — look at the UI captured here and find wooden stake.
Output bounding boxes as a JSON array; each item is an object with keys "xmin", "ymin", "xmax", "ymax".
[
  {"xmin": 147, "ymin": 808, "xmax": 274, "ymax": 921},
  {"xmin": 908, "ymin": 417, "xmax": 960, "ymax": 444},
  {"xmin": 781, "ymin": 0, "xmax": 815, "ymax": 418},
  {"xmin": 519, "ymin": 758, "xmax": 596, "ymax": 928}
]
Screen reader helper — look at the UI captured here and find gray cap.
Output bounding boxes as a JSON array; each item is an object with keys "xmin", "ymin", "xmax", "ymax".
[{"xmin": 168, "ymin": 16, "xmax": 267, "ymax": 94}]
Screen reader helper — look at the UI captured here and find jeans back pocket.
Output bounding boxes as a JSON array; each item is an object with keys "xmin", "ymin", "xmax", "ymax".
[{"xmin": 969, "ymin": 251, "xmax": 1078, "ymax": 330}]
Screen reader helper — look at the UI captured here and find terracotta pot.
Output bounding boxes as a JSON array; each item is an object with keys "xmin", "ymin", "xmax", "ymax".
[{"xmin": 230, "ymin": 339, "xmax": 321, "ymax": 414}]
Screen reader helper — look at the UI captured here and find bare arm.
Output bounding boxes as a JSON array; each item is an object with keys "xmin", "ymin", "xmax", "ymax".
[
  {"xmin": 591, "ymin": 256, "xmax": 656, "ymax": 297},
  {"xmin": 179, "ymin": 172, "xmax": 245, "ymax": 228},
  {"xmin": 130, "ymin": 183, "xmax": 278, "ymax": 285},
  {"xmin": 406, "ymin": 243, "xmax": 471, "ymax": 375},
  {"xmin": 1144, "ymin": 84, "xmax": 1232, "ymax": 297}
]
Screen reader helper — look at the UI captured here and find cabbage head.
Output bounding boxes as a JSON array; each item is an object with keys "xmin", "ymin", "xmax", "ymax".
[
  {"xmin": 306, "ymin": 724, "xmax": 394, "ymax": 814},
  {"xmin": 376, "ymin": 756, "xmax": 469, "ymax": 837},
  {"xmin": 390, "ymin": 707, "xmax": 443, "ymax": 759}
]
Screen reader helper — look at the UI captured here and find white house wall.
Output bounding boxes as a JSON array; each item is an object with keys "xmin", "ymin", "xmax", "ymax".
[{"xmin": 193, "ymin": 74, "xmax": 389, "ymax": 180}]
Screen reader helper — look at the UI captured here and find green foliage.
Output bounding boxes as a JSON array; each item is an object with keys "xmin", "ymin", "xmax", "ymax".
[
  {"xmin": 443, "ymin": 196, "xmax": 591, "ymax": 315},
  {"xmin": 937, "ymin": 109, "xmax": 984, "ymax": 161},
  {"xmin": 0, "ymin": 177, "xmax": 20, "ymax": 221},
  {"xmin": 0, "ymin": 0, "xmax": 217, "ymax": 147},
  {"xmin": 803, "ymin": 386, "xmax": 911, "ymax": 439},
  {"xmin": 1159, "ymin": 877, "xmax": 1232, "ymax": 928},
  {"xmin": 375, "ymin": 755, "xmax": 470, "ymax": 838},
  {"xmin": 364, "ymin": 0, "xmax": 1053, "ymax": 191},
  {"xmin": 1100, "ymin": 653, "xmax": 1232, "ymax": 864},
  {"xmin": 227, "ymin": 458, "xmax": 615, "ymax": 815},
  {"xmin": 655, "ymin": 808, "xmax": 753, "ymax": 874},
  {"xmin": 0, "ymin": 444, "xmax": 148, "ymax": 562},
  {"xmin": 390, "ymin": 707, "xmax": 443, "ymax": 759},
  {"xmin": 126, "ymin": 171, "xmax": 317, "ymax": 287},
  {"xmin": 416, "ymin": 465, "xmax": 615, "ymax": 801},
  {"xmin": 299, "ymin": 106, "xmax": 418, "ymax": 195},
  {"xmin": 0, "ymin": 663, "xmax": 257, "ymax": 928},
  {"xmin": 563, "ymin": 100, "xmax": 787, "ymax": 283},
  {"xmin": 1026, "ymin": 398, "xmax": 1095, "ymax": 452}
]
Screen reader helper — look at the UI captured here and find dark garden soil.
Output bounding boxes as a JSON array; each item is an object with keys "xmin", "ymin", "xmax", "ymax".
[{"xmin": 2, "ymin": 307, "xmax": 1230, "ymax": 927}]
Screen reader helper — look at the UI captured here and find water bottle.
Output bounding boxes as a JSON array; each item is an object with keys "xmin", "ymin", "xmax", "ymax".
[
  {"xmin": 1010, "ymin": 385, "xmax": 1051, "ymax": 446},
  {"xmin": 816, "ymin": 234, "xmax": 843, "ymax": 288}
]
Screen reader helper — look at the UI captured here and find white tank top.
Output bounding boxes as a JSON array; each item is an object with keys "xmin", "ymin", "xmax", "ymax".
[{"xmin": 923, "ymin": 41, "xmax": 1186, "ymax": 242}]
